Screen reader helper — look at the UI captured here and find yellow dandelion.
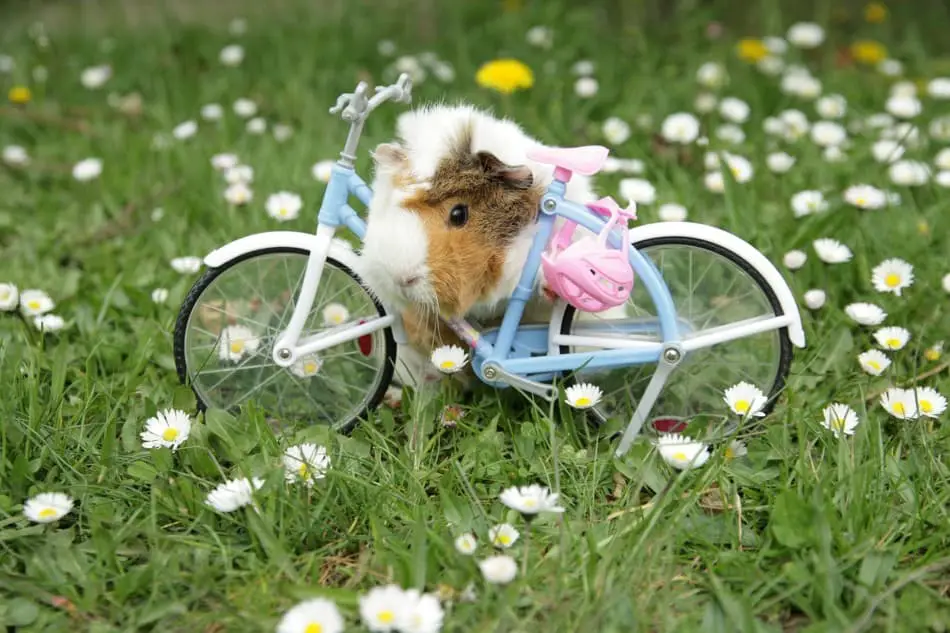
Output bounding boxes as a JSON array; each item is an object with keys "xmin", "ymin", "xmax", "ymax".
[
  {"xmin": 8, "ymin": 85, "xmax": 31, "ymax": 105},
  {"xmin": 502, "ymin": 0, "xmax": 523, "ymax": 12},
  {"xmin": 736, "ymin": 38, "xmax": 769, "ymax": 63},
  {"xmin": 851, "ymin": 40, "xmax": 888, "ymax": 65},
  {"xmin": 864, "ymin": 2, "xmax": 888, "ymax": 23},
  {"xmin": 476, "ymin": 59, "xmax": 534, "ymax": 94}
]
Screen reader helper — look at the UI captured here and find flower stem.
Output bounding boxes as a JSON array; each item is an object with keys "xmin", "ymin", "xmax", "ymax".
[{"xmin": 521, "ymin": 519, "xmax": 532, "ymax": 578}]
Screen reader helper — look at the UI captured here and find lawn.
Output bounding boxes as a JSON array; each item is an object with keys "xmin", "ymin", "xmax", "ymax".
[{"xmin": 2, "ymin": 0, "xmax": 950, "ymax": 631}]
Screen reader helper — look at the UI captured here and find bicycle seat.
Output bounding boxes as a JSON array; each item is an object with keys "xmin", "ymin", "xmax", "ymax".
[{"xmin": 527, "ymin": 145, "xmax": 610, "ymax": 176}]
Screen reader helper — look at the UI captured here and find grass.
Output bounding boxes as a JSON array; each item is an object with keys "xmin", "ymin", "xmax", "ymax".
[{"xmin": 2, "ymin": 0, "xmax": 950, "ymax": 630}]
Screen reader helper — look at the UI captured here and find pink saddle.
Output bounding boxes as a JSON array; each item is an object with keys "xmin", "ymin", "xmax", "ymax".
[
  {"xmin": 541, "ymin": 196, "xmax": 637, "ymax": 312},
  {"xmin": 527, "ymin": 145, "xmax": 609, "ymax": 180}
]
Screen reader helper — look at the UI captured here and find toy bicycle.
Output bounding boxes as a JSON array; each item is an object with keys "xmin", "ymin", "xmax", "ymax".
[{"xmin": 173, "ymin": 74, "xmax": 805, "ymax": 457}]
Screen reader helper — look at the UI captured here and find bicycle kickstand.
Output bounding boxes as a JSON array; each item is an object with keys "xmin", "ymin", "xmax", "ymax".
[{"xmin": 614, "ymin": 343, "xmax": 684, "ymax": 457}]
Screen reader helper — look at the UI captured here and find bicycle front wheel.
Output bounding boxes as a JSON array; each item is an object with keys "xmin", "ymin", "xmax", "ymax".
[
  {"xmin": 173, "ymin": 247, "xmax": 395, "ymax": 433},
  {"xmin": 557, "ymin": 236, "xmax": 793, "ymax": 440}
]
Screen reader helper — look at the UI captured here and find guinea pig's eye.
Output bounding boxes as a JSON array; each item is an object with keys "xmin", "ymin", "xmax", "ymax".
[{"xmin": 448, "ymin": 204, "xmax": 469, "ymax": 227}]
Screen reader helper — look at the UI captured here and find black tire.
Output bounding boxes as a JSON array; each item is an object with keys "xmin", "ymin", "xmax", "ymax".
[
  {"xmin": 173, "ymin": 247, "xmax": 396, "ymax": 434},
  {"xmin": 558, "ymin": 235, "xmax": 794, "ymax": 435}
]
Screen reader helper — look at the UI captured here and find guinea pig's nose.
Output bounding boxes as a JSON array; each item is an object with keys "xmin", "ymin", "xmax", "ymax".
[{"xmin": 398, "ymin": 274, "xmax": 422, "ymax": 288}]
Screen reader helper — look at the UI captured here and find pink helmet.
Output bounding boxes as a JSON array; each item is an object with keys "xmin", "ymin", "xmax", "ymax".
[{"xmin": 541, "ymin": 197, "xmax": 637, "ymax": 313}]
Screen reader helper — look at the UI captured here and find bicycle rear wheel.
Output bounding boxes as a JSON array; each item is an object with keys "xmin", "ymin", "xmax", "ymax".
[
  {"xmin": 557, "ymin": 236, "xmax": 793, "ymax": 440},
  {"xmin": 173, "ymin": 247, "xmax": 395, "ymax": 433}
]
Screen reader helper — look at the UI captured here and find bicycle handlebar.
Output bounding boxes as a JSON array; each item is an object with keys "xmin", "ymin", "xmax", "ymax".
[{"xmin": 329, "ymin": 73, "xmax": 413, "ymax": 123}]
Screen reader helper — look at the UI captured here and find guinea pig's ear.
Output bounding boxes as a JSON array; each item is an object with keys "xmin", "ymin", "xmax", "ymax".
[
  {"xmin": 372, "ymin": 143, "xmax": 409, "ymax": 174},
  {"xmin": 476, "ymin": 151, "xmax": 534, "ymax": 190}
]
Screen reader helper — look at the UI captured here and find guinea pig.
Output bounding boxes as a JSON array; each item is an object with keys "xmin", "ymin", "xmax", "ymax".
[{"xmin": 357, "ymin": 103, "xmax": 600, "ymax": 387}]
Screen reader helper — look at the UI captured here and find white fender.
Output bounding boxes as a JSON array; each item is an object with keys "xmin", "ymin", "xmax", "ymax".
[
  {"xmin": 202, "ymin": 230, "xmax": 409, "ymax": 346},
  {"xmin": 547, "ymin": 222, "xmax": 805, "ymax": 349}
]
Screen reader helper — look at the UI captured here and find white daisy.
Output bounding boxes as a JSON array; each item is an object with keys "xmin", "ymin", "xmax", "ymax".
[
  {"xmin": 934, "ymin": 171, "xmax": 950, "ymax": 188},
  {"xmin": 878, "ymin": 59, "xmax": 904, "ymax": 76},
  {"xmin": 233, "ymin": 98, "xmax": 257, "ymax": 118},
  {"xmin": 935, "ymin": 148, "xmax": 950, "ymax": 170},
  {"xmin": 273, "ymin": 124, "xmax": 293, "ymax": 142},
  {"xmin": 602, "ymin": 116, "xmax": 631, "ymax": 145},
  {"xmin": 489, "ymin": 523, "xmax": 520, "ymax": 548},
  {"xmin": 803, "ymin": 289, "xmax": 826, "ymax": 310},
  {"xmin": 821, "ymin": 403, "xmax": 860, "ymax": 437},
  {"xmin": 72, "ymin": 157, "xmax": 102, "ymax": 181},
  {"xmin": 885, "ymin": 95, "xmax": 921, "ymax": 119},
  {"xmin": 767, "ymin": 152, "xmax": 796, "ymax": 173},
  {"xmin": 927, "ymin": 78, "xmax": 950, "ymax": 99},
  {"xmin": 695, "ymin": 92, "xmax": 718, "ymax": 113},
  {"xmin": 246, "ymin": 117, "xmax": 267, "ymax": 135},
  {"xmin": 843, "ymin": 184, "xmax": 887, "ymax": 209},
  {"xmin": 430, "ymin": 345, "xmax": 468, "ymax": 374},
  {"xmin": 783, "ymin": 250, "xmax": 807, "ymax": 270},
  {"xmin": 218, "ymin": 325, "xmax": 260, "ymax": 362},
  {"xmin": 704, "ymin": 171, "xmax": 725, "ymax": 193},
  {"xmin": 778, "ymin": 108, "xmax": 811, "ymax": 140},
  {"xmin": 656, "ymin": 433, "xmax": 710, "ymax": 470},
  {"xmin": 2, "ymin": 144, "xmax": 29, "ymax": 166},
  {"xmin": 880, "ymin": 388, "xmax": 918, "ymax": 420},
  {"xmin": 454, "ymin": 533, "xmax": 477, "ymax": 555},
  {"xmin": 657, "ymin": 203, "xmax": 687, "ymax": 222},
  {"xmin": 312, "ymin": 160, "xmax": 335, "ymax": 183},
  {"xmin": 80, "ymin": 64, "xmax": 111, "ymax": 89},
  {"xmin": 786, "ymin": 22, "xmax": 824, "ymax": 48},
  {"xmin": 290, "ymin": 355, "xmax": 323, "ymax": 378},
  {"xmin": 140, "ymin": 408, "xmax": 192, "ymax": 450},
  {"xmin": 813, "ymin": 238, "xmax": 852, "ymax": 264},
  {"xmin": 23, "ymin": 492, "xmax": 74, "ymax": 523},
  {"xmin": 205, "ymin": 477, "xmax": 264, "ymax": 513},
  {"xmin": 871, "ymin": 139, "xmax": 905, "ymax": 163},
  {"xmin": 719, "ymin": 97, "xmax": 750, "ymax": 123},
  {"xmin": 172, "ymin": 120, "xmax": 197, "ymax": 141},
  {"xmin": 722, "ymin": 153, "xmax": 753, "ymax": 182},
  {"xmin": 823, "ymin": 146, "xmax": 846, "ymax": 163},
  {"xmin": 890, "ymin": 80, "xmax": 917, "ymax": 98},
  {"xmin": 815, "ymin": 94, "xmax": 847, "ymax": 119},
  {"xmin": 780, "ymin": 73, "xmax": 822, "ymax": 99},
  {"xmin": 152, "ymin": 207, "xmax": 165, "ymax": 222},
  {"xmin": 873, "ymin": 326, "xmax": 910, "ymax": 351},
  {"xmin": 881, "ymin": 122, "xmax": 922, "ymax": 148},
  {"xmin": 763, "ymin": 116, "xmax": 785, "ymax": 136},
  {"xmin": 944, "ymin": 273, "xmax": 950, "ymax": 293},
  {"xmin": 914, "ymin": 387, "xmax": 946, "ymax": 418},
  {"xmin": 757, "ymin": 55, "xmax": 785, "ymax": 76},
  {"xmin": 275, "ymin": 598, "xmax": 345, "ymax": 633},
  {"xmin": 224, "ymin": 182, "xmax": 253, "ymax": 205},
  {"xmin": 377, "ymin": 39, "xmax": 396, "ymax": 56},
  {"xmin": 499, "ymin": 483, "xmax": 565, "ymax": 515},
  {"xmin": 696, "ymin": 61, "xmax": 727, "ymax": 88},
  {"xmin": 571, "ymin": 60, "xmax": 595, "ymax": 76},
  {"xmin": 398, "ymin": 590, "xmax": 444, "ymax": 633},
  {"xmin": 0, "ymin": 282, "xmax": 18, "ymax": 311},
  {"xmin": 715, "ymin": 124, "xmax": 745, "ymax": 144},
  {"xmin": 871, "ymin": 258, "xmax": 914, "ymax": 296},
  {"xmin": 211, "ymin": 153, "xmax": 239, "ymax": 171},
  {"xmin": 151, "ymin": 288, "xmax": 169, "ymax": 304},
  {"xmin": 790, "ymin": 190, "xmax": 827, "ymax": 216},
  {"xmin": 526, "ymin": 25, "xmax": 554, "ymax": 48},
  {"xmin": 283, "ymin": 443, "xmax": 330, "ymax": 486},
  {"xmin": 858, "ymin": 349, "xmax": 891, "ymax": 376},
  {"xmin": 360, "ymin": 584, "xmax": 407, "ymax": 632},
  {"xmin": 810, "ymin": 121, "xmax": 847, "ymax": 147},
  {"xmin": 660, "ymin": 112, "xmax": 700, "ymax": 144},
  {"xmin": 18, "ymin": 289, "xmax": 54, "ymax": 316},
  {"xmin": 34, "ymin": 314, "xmax": 64, "ymax": 332},
  {"xmin": 564, "ymin": 383, "xmax": 603, "ymax": 409},
  {"xmin": 266, "ymin": 191, "xmax": 303, "ymax": 222},
  {"xmin": 478, "ymin": 555, "xmax": 518, "ymax": 584},
  {"xmin": 619, "ymin": 178, "xmax": 656, "ymax": 204},
  {"xmin": 925, "ymin": 342, "xmax": 944, "ymax": 362},
  {"xmin": 219, "ymin": 44, "xmax": 244, "ymax": 66},
  {"xmin": 171, "ymin": 256, "xmax": 202, "ymax": 274},
  {"xmin": 574, "ymin": 77, "xmax": 598, "ymax": 98},
  {"xmin": 889, "ymin": 160, "xmax": 930, "ymax": 186},
  {"xmin": 723, "ymin": 439, "xmax": 748, "ymax": 460},
  {"xmin": 845, "ymin": 302, "xmax": 887, "ymax": 326},
  {"xmin": 0, "ymin": 54, "xmax": 13, "ymax": 73},
  {"xmin": 723, "ymin": 381, "xmax": 767, "ymax": 417},
  {"xmin": 229, "ymin": 17, "xmax": 247, "ymax": 34},
  {"xmin": 201, "ymin": 103, "xmax": 224, "ymax": 120}
]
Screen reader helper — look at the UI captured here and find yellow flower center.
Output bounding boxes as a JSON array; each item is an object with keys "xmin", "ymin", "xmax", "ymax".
[
  {"xmin": 724, "ymin": 447, "xmax": 735, "ymax": 460},
  {"xmin": 575, "ymin": 396, "xmax": 591, "ymax": 407},
  {"xmin": 734, "ymin": 399, "xmax": 750, "ymax": 413},
  {"xmin": 851, "ymin": 40, "xmax": 888, "ymax": 65},
  {"xmin": 27, "ymin": 300, "xmax": 41, "ymax": 310},
  {"xmin": 736, "ymin": 38, "xmax": 769, "ymax": 62},
  {"xmin": 893, "ymin": 402, "xmax": 906, "ymax": 415},
  {"xmin": 378, "ymin": 611, "xmax": 395, "ymax": 624},
  {"xmin": 230, "ymin": 341, "xmax": 245, "ymax": 354},
  {"xmin": 886, "ymin": 338, "xmax": 900, "ymax": 349},
  {"xmin": 8, "ymin": 85, "xmax": 32, "ymax": 104},
  {"xmin": 921, "ymin": 400, "xmax": 933, "ymax": 414},
  {"xmin": 867, "ymin": 360, "xmax": 881, "ymax": 370},
  {"xmin": 925, "ymin": 349, "xmax": 941, "ymax": 361},
  {"xmin": 298, "ymin": 463, "xmax": 310, "ymax": 478},
  {"xmin": 917, "ymin": 220, "xmax": 930, "ymax": 235},
  {"xmin": 304, "ymin": 624, "xmax": 323, "ymax": 633},
  {"xmin": 498, "ymin": 534, "xmax": 511, "ymax": 545},
  {"xmin": 523, "ymin": 498, "xmax": 537, "ymax": 508},
  {"xmin": 38, "ymin": 507, "xmax": 57, "ymax": 518},
  {"xmin": 303, "ymin": 361, "xmax": 318, "ymax": 375},
  {"xmin": 162, "ymin": 428, "xmax": 179, "ymax": 441},
  {"xmin": 730, "ymin": 166, "xmax": 742, "ymax": 178},
  {"xmin": 865, "ymin": 2, "xmax": 887, "ymax": 23},
  {"xmin": 884, "ymin": 273, "xmax": 901, "ymax": 287},
  {"xmin": 475, "ymin": 59, "xmax": 534, "ymax": 94},
  {"xmin": 671, "ymin": 451, "xmax": 688, "ymax": 461},
  {"xmin": 855, "ymin": 196, "xmax": 867, "ymax": 206},
  {"xmin": 279, "ymin": 208, "xmax": 288, "ymax": 217},
  {"xmin": 831, "ymin": 417, "xmax": 846, "ymax": 431},
  {"xmin": 439, "ymin": 360, "xmax": 456, "ymax": 370}
]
